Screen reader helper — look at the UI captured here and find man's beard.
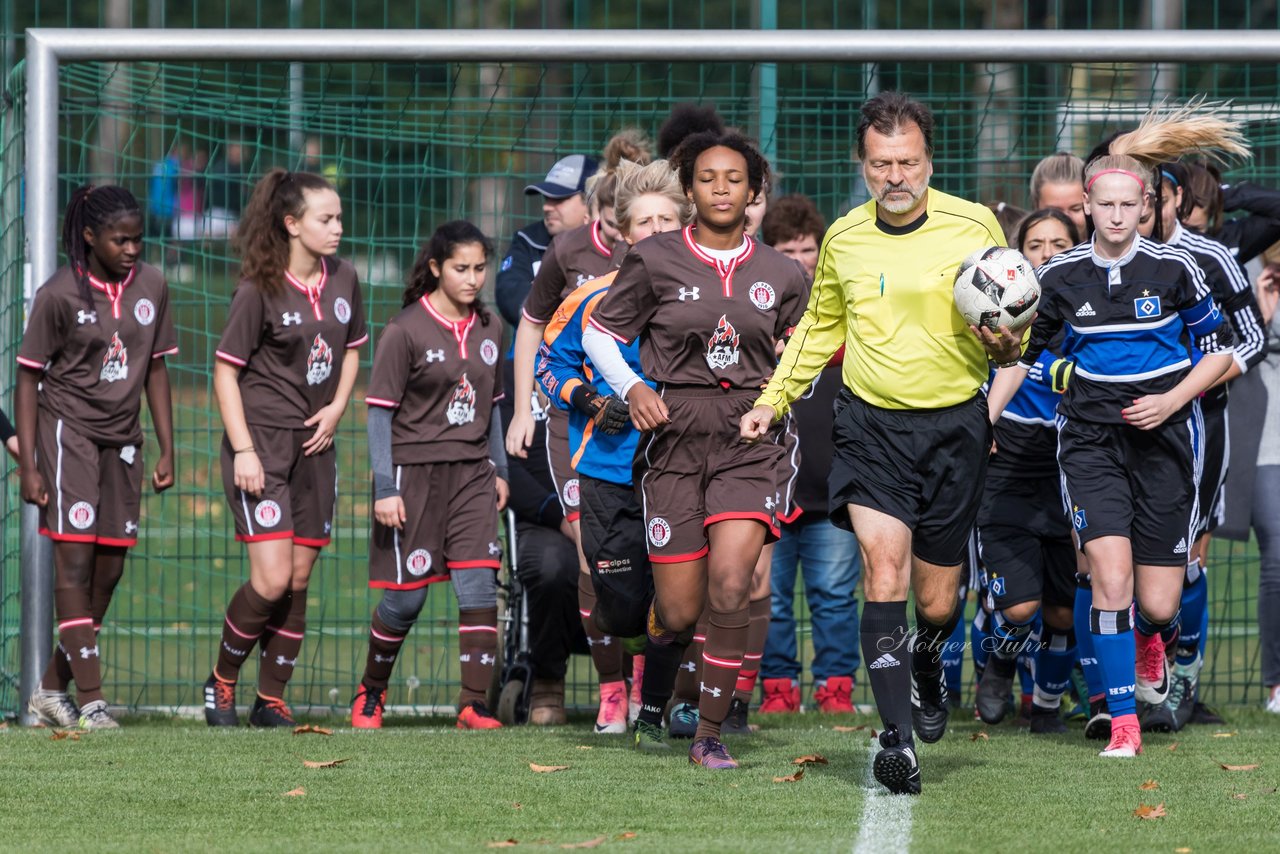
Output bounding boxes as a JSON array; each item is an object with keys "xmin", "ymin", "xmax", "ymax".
[{"xmin": 878, "ymin": 181, "xmax": 926, "ymax": 215}]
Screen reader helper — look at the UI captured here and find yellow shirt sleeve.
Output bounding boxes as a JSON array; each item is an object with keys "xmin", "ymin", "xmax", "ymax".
[{"xmin": 755, "ymin": 231, "xmax": 846, "ymax": 418}]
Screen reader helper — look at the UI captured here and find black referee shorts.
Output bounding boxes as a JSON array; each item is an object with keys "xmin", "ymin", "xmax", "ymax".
[
  {"xmin": 977, "ymin": 476, "xmax": 1076, "ymax": 610},
  {"xmin": 829, "ymin": 389, "xmax": 992, "ymax": 567},
  {"xmin": 1057, "ymin": 412, "xmax": 1198, "ymax": 567},
  {"xmin": 579, "ymin": 474, "xmax": 653, "ymax": 637}
]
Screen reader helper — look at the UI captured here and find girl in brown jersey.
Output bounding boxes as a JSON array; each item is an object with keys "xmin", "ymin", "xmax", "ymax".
[
  {"xmin": 17, "ymin": 185, "xmax": 177, "ymax": 730},
  {"xmin": 204, "ymin": 170, "xmax": 366, "ymax": 728},
  {"xmin": 351, "ymin": 220, "xmax": 510, "ymax": 730},
  {"xmin": 585, "ymin": 132, "xmax": 808, "ymax": 768}
]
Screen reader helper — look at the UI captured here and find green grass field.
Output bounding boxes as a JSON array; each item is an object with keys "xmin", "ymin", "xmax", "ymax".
[{"xmin": 2, "ymin": 707, "xmax": 1279, "ymax": 853}]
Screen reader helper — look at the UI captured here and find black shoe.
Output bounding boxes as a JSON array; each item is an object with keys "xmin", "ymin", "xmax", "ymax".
[
  {"xmin": 248, "ymin": 694, "xmax": 296, "ymax": 728},
  {"xmin": 1028, "ymin": 703, "xmax": 1067, "ymax": 735},
  {"xmin": 1083, "ymin": 698, "xmax": 1111, "ymax": 741},
  {"xmin": 1141, "ymin": 668, "xmax": 1192, "ymax": 734},
  {"xmin": 911, "ymin": 670, "xmax": 950, "ymax": 744},
  {"xmin": 203, "ymin": 675, "xmax": 239, "ymax": 727},
  {"xmin": 872, "ymin": 724, "xmax": 921, "ymax": 795},
  {"xmin": 975, "ymin": 655, "xmax": 1016, "ymax": 725},
  {"xmin": 1189, "ymin": 701, "xmax": 1225, "ymax": 725},
  {"xmin": 719, "ymin": 698, "xmax": 752, "ymax": 736}
]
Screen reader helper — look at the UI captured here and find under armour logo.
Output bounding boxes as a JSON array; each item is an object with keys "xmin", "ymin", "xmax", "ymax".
[
  {"xmin": 459, "ymin": 653, "xmax": 471, "ymax": 663},
  {"xmin": 273, "ymin": 655, "xmax": 296, "ymax": 667},
  {"xmin": 373, "ymin": 654, "xmax": 396, "ymax": 664},
  {"xmin": 124, "ymin": 521, "xmax": 138, "ymax": 534},
  {"xmin": 488, "ymin": 542, "xmax": 502, "ymax": 557},
  {"xmin": 680, "ymin": 661, "xmax": 697, "ymax": 672},
  {"xmin": 481, "ymin": 653, "xmax": 496, "ymax": 666},
  {"xmin": 587, "ymin": 636, "xmax": 613, "ymax": 647},
  {"xmin": 77, "ymin": 310, "xmax": 97, "ymax": 325},
  {"xmin": 699, "ymin": 682, "xmax": 721, "ymax": 698},
  {"xmin": 764, "ymin": 496, "xmax": 776, "ymax": 511},
  {"xmin": 424, "ymin": 349, "xmax": 446, "ymax": 363},
  {"xmin": 678, "ymin": 287, "xmax": 700, "ymax": 301},
  {"xmin": 80, "ymin": 645, "xmax": 100, "ymax": 660},
  {"xmin": 282, "ymin": 312, "xmax": 303, "ymax": 325}
]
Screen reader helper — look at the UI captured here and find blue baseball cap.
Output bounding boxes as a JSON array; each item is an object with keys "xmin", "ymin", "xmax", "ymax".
[{"xmin": 524, "ymin": 154, "xmax": 599, "ymax": 199}]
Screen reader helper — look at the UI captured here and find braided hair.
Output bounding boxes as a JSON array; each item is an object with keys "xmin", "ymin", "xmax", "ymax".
[
  {"xmin": 61, "ymin": 184, "xmax": 142, "ymax": 309},
  {"xmin": 403, "ymin": 220, "xmax": 495, "ymax": 327}
]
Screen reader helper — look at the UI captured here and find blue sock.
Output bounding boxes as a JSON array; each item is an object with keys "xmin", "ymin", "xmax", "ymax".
[
  {"xmin": 1177, "ymin": 559, "xmax": 1207, "ymax": 665},
  {"xmin": 1090, "ymin": 605, "xmax": 1136, "ymax": 718},
  {"xmin": 1033, "ymin": 626, "xmax": 1076, "ymax": 709},
  {"xmin": 1074, "ymin": 580, "xmax": 1104, "ymax": 701},
  {"xmin": 1016, "ymin": 615, "xmax": 1042, "ymax": 696},
  {"xmin": 971, "ymin": 607, "xmax": 992, "ymax": 677},
  {"xmin": 942, "ymin": 609, "xmax": 966, "ymax": 697}
]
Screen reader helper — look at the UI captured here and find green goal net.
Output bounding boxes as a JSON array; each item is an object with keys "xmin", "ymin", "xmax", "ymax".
[{"xmin": 2, "ymin": 50, "xmax": 1277, "ymax": 717}]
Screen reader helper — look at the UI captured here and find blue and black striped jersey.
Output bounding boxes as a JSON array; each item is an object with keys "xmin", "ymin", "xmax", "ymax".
[{"xmin": 1020, "ymin": 235, "xmax": 1234, "ymax": 424}]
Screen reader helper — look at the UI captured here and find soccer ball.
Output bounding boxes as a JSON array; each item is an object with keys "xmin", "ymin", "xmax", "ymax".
[{"xmin": 953, "ymin": 247, "xmax": 1040, "ymax": 331}]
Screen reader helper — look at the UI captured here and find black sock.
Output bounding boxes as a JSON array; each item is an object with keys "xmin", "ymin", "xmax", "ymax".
[
  {"xmin": 638, "ymin": 638, "xmax": 686, "ymax": 727},
  {"xmin": 912, "ymin": 604, "xmax": 961, "ymax": 678},
  {"xmin": 861, "ymin": 600, "xmax": 913, "ymax": 742}
]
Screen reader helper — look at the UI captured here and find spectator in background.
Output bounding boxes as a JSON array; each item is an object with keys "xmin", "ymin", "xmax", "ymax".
[
  {"xmin": 1029, "ymin": 152, "xmax": 1086, "ymax": 236},
  {"xmin": 494, "ymin": 154, "xmax": 597, "ymax": 328},
  {"xmin": 758, "ymin": 194, "xmax": 862, "ymax": 714},
  {"xmin": 1220, "ymin": 242, "xmax": 1280, "ymax": 711},
  {"xmin": 147, "ymin": 144, "xmax": 182, "ymax": 242},
  {"xmin": 302, "ymin": 136, "xmax": 345, "ymax": 191},
  {"xmin": 499, "ymin": 362, "xmax": 584, "ymax": 725},
  {"xmin": 172, "ymin": 147, "xmax": 208, "ymax": 242},
  {"xmin": 205, "ymin": 141, "xmax": 247, "ymax": 240}
]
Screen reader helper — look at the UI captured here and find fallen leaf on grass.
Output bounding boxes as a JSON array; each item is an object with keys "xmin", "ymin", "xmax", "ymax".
[
  {"xmin": 1139, "ymin": 780, "xmax": 1160, "ymax": 791},
  {"xmin": 293, "ymin": 725, "xmax": 333, "ymax": 736},
  {"xmin": 1232, "ymin": 793, "xmax": 1248, "ymax": 801},
  {"xmin": 773, "ymin": 768, "xmax": 805, "ymax": 783},
  {"xmin": 1221, "ymin": 763, "xmax": 1260, "ymax": 772},
  {"xmin": 1175, "ymin": 848, "xmax": 1192, "ymax": 853},
  {"xmin": 560, "ymin": 836, "xmax": 607, "ymax": 849},
  {"xmin": 512, "ymin": 803, "xmax": 522, "ymax": 810},
  {"xmin": 1213, "ymin": 732, "xmax": 1238, "ymax": 738},
  {"xmin": 971, "ymin": 731, "xmax": 989, "ymax": 742},
  {"xmin": 792, "ymin": 754, "xmax": 828, "ymax": 766},
  {"xmin": 575, "ymin": 745, "xmax": 593, "ymax": 751},
  {"xmin": 1167, "ymin": 742, "xmax": 1180, "ymax": 752},
  {"xmin": 487, "ymin": 840, "xmax": 519, "ymax": 848},
  {"xmin": 616, "ymin": 832, "xmax": 638, "ymax": 841},
  {"xmin": 1133, "ymin": 803, "xmax": 1167, "ymax": 820},
  {"xmin": 832, "ymin": 725, "xmax": 866, "ymax": 733},
  {"xmin": 283, "ymin": 787, "xmax": 307, "ymax": 797},
  {"xmin": 530, "ymin": 763, "xmax": 569, "ymax": 773},
  {"xmin": 49, "ymin": 730, "xmax": 80, "ymax": 741},
  {"xmin": 303, "ymin": 758, "xmax": 350, "ymax": 769}
]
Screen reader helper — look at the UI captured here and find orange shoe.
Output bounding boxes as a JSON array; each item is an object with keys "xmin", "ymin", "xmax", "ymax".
[
  {"xmin": 815, "ymin": 676, "xmax": 855, "ymax": 713},
  {"xmin": 351, "ymin": 683, "xmax": 385, "ymax": 729},
  {"xmin": 628, "ymin": 655, "xmax": 645, "ymax": 724},
  {"xmin": 1099, "ymin": 713, "xmax": 1143, "ymax": 758},
  {"xmin": 457, "ymin": 700, "xmax": 503, "ymax": 730},
  {"xmin": 759, "ymin": 678, "xmax": 800, "ymax": 713}
]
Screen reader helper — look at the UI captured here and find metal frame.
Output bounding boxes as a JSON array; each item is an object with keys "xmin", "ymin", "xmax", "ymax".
[{"xmin": 19, "ymin": 27, "xmax": 1280, "ymax": 723}]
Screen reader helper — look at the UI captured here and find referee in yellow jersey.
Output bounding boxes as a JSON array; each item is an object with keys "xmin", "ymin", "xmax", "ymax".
[{"xmin": 741, "ymin": 92, "xmax": 1021, "ymax": 795}]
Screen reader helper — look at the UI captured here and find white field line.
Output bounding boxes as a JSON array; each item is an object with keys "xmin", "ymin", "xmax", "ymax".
[{"xmin": 852, "ymin": 735, "xmax": 913, "ymax": 854}]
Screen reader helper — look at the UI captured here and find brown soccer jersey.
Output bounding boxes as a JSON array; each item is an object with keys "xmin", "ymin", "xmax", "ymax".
[
  {"xmin": 17, "ymin": 262, "xmax": 178, "ymax": 447},
  {"xmin": 215, "ymin": 256, "xmax": 368, "ymax": 427},
  {"xmin": 365, "ymin": 297, "xmax": 505, "ymax": 465},
  {"xmin": 520, "ymin": 219, "xmax": 624, "ymax": 324},
  {"xmin": 589, "ymin": 226, "xmax": 808, "ymax": 390}
]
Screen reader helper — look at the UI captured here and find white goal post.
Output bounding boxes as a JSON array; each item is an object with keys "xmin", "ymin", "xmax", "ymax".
[{"xmin": 17, "ymin": 26, "xmax": 1280, "ymax": 724}]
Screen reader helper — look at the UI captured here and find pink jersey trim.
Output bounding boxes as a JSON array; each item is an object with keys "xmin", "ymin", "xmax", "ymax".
[
  {"xmin": 365, "ymin": 396, "xmax": 400, "ymax": 409},
  {"xmin": 235, "ymin": 530, "xmax": 295, "ymax": 543},
  {"xmin": 589, "ymin": 218, "xmax": 611, "ymax": 258},
  {"xmin": 151, "ymin": 346, "xmax": 180, "ymax": 359},
  {"xmin": 681, "ymin": 225, "xmax": 756, "ymax": 297},
  {"xmin": 702, "ymin": 651, "xmax": 744, "ymax": 669},
  {"xmin": 370, "ymin": 626, "xmax": 405, "ymax": 643},
  {"xmin": 39, "ymin": 528, "xmax": 96, "ymax": 544},
  {"xmin": 265, "ymin": 626, "xmax": 305, "ymax": 640},
  {"xmin": 369, "ymin": 574, "xmax": 450, "ymax": 591},
  {"xmin": 346, "ymin": 333, "xmax": 369, "ymax": 348},
  {"xmin": 224, "ymin": 617, "xmax": 261, "ymax": 640},
  {"xmin": 16, "ymin": 356, "xmax": 47, "ymax": 370},
  {"xmin": 458, "ymin": 624, "xmax": 499, "ymax": 633},
  {"xmin": 215, "ymin": 350, "xmax": 249, "ymax": 367},
  {"xmin": 587, "ymin": 316, "xmax": 628, "ymax": 344},
  {"xmin": 447, "ymin": 559, "xmax": 501, "ymax": 570},
  {"xmin": 59, "ymin": 617, "xmax": 95, "ymax": 631},
  {"xmin": 521, "ymin": 306, "xmax": 550, "ymax": 325},
  {"xmin": 777, "ymin": 504, "xmax": 804, "ymax": 525},
  {"xmin": 95, "ymin": 536, "xmax": 138, "ymax": 547},
  {"xmin": 293, "ymin": 535, "xmax": 331, "ymax": 548}
]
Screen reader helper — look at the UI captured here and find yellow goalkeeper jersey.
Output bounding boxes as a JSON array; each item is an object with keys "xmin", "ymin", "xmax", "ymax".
[{"xmin": 757, "ymin": 188, "xmax": 1006, "ymax": 414}]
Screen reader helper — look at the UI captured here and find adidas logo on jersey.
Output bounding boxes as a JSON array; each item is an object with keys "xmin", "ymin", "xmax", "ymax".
[
  {"xmin": 1173, "ymin": 537, "xmax": 1188, "ymax": 554},
  {"xmin": 1075, "ymin": 302, "xmax": 1096, "ymax": 317},
  {"xmin": 869, "ymin": 653, "xmax": 900, "ymax": 670}
]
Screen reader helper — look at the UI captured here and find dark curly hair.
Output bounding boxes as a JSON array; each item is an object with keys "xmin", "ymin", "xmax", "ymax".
[
  {"xmin": 657, "ymin": 104, "xmax": 725, "ymax": 159},
  {"xmin": 61, "ymin": 184, "xmax": 143, "ymax": 310},
  {"xmin": 403, "ymin": 220, "xmax": 494, "ymax": 327},
  {"xmin": 671, "ymin": 130, "xmax": 770, "ymax": 201},
  {"xmin": 234, "ymin": 168, "xmax": 335, "ymax": 297}
]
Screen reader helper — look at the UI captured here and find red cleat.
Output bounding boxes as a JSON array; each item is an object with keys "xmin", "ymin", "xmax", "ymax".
[
  {"xmin": 351, "ymin": 683, "xmax": 385, "ymax": 729},
  {"xmin": 1099, "ymin": 713, "xmax": 1143, "ymax": 758},
  {"xmin": 457, "ymin": 700, "xmax": 503, "ymax": 730}
]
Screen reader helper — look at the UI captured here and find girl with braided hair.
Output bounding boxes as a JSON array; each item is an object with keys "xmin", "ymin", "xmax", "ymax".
[
  {"xmin": 17, "ymin": 184, "xmax": 178, "ymax": 729},
  {"xmin": 987, "ymin": 101, "xmax": 1247, "ymax": 758}
]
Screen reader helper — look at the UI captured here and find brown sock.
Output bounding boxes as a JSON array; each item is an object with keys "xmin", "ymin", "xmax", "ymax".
[
  {"xmin": 214, "ymin": 583, "xmax": 279, "ymax": 683},
  {"xmin": 734, "ymin": 596, "xmax": 771, "ymax": 703},
  {"xmin": 578, "ymin": 572, "xmax": 624, "ymax": 683},
  {"xmin": 362, "ymin": 610, "xmax": 407, "ymax": 691},
  {"xmin": 693, "ymin": 605, "xmax": 750, "ymax": 740},
  {"xmin": 258, "ymin": 588, "xmax": 307, "ymax": 700},
  {"xmin": 673, "ymin": 612, "xmax": 709, "ymax": 704},
  {"xmin": 458, "ymin": 607, "xmax": 499, "ymax": 706},
  {"xmin": 47, "ymin": 550, "xmax": 128, "ymax": 692}
]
